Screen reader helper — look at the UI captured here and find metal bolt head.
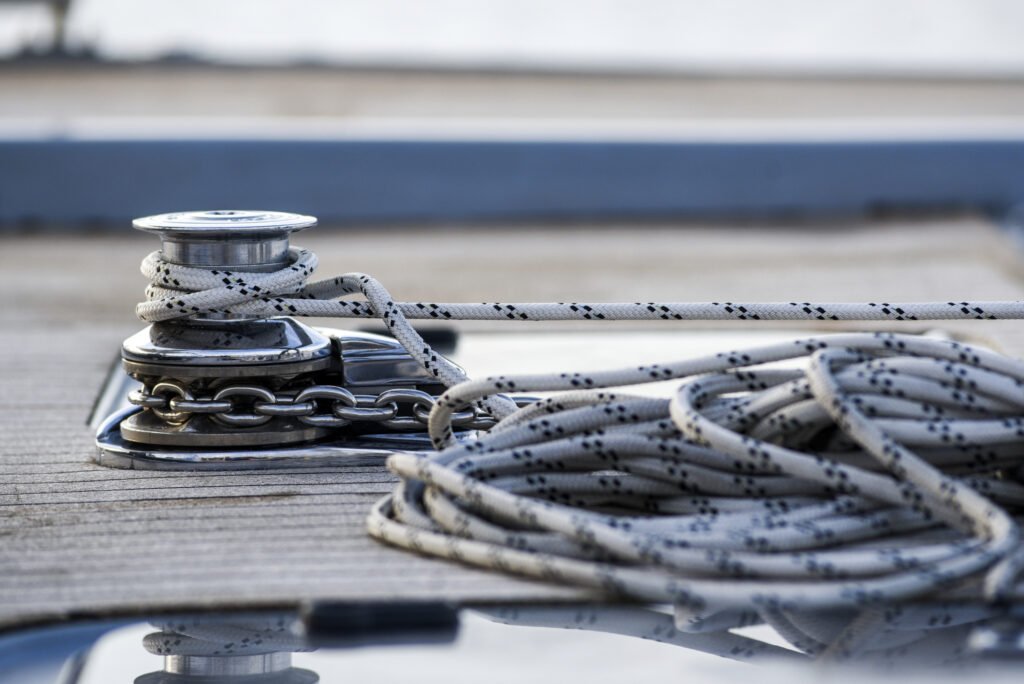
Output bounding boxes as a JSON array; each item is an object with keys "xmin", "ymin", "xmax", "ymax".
[{"xmin": 133, "ymin": 209, "xmax": 317, "ymax": 272}]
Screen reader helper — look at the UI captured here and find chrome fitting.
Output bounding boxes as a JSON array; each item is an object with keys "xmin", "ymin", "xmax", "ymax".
[
  {"xmin": 119, "ymin": 210, "xmax": 335, "ymax": 447},
  {"xmin": 99, "ymin": 209, "xmax": 448, "ymax": 461},
  {"xmin": 134, "ymin": 209, "xmax": 316, "ymax": 273}
]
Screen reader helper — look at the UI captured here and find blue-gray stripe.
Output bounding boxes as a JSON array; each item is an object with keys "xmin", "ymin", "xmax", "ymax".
[{"xmin": 1, "ymin": 139, "xmax": 1022, "ymax": 225}]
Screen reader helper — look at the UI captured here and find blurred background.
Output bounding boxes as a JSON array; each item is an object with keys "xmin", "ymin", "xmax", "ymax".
[
  {"xmin": 6, "ymin": 0, "xmax": 1024, "ymax": 73},
  {"xmin": 3, "ymin": 0, "xmax": 1024, "ymax": 228},
  {"xmin": 9, "ymin": 0, "xmax": 1024, "ymax": 73}
]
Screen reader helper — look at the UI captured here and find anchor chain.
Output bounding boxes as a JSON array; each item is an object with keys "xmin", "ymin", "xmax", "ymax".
[{"xmin": 129, "ymin": 383, "xmax": 534, "ymax": 432}]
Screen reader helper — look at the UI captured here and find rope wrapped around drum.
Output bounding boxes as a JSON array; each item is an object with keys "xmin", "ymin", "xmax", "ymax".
[{"xmin": 139, "ymin": 246, "xmax": 1024, "ymax": 614}]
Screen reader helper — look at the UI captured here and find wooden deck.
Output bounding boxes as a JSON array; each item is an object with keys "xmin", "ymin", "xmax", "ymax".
[{"xmin": 2, "ymin": 215, "xmax": 1023, "ymax": 631}]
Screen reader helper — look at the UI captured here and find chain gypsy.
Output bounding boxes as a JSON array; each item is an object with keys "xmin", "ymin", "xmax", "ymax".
[
  {"xmin": 128, "ymin": 383, "xmax": 519, "ymax": 431},
  {"xmin": 139, "ymin": 246, "xmax": 1024, "ymax": 619}
]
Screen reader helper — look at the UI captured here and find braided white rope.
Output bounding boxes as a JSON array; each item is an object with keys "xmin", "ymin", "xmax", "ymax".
[
  {"xmin": 478, "ymin": 605, "xmax": 799, "ymax": 662},
  {"xmin": 478, "ymin": 603, "xmax": 1000, "ymax": 664},
  {"xmin": 140, "ymin": 248, "xmax": 1024, "ymax": 324},
  {"xmin": 140, "ymin": 247, "xmax": 1024, "ymax": 615},
  {"xmin": 143, "ymin": 617, "xmax": 310, "ymax": 657}
]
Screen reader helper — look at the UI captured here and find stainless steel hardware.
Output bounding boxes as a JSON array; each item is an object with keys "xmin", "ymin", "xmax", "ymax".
[{"xmin": 94, "ymin": 209, "xmax": 462, "ymax": 467}]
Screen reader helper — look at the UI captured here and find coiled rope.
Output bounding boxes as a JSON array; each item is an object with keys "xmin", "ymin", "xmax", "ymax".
[{"xmin": 140, "ymin": 247, "xmax": 1024, "ymax": 616}]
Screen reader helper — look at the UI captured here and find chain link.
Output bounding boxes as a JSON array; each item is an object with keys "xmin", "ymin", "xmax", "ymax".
[
  {"xmin": 210, "ymin": 386, "xmax": 277, "ymax": 427},
  {"xmin": 129, "ymin": 383, "xmax": 531, "ymax": 431}
]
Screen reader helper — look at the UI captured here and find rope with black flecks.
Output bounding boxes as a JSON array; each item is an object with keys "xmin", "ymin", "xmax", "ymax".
[
  {"xmin": 140, "ymin": 247, "xmax": 1024, "ymax": 325},
  {"xmin": 142, "ymin": 617, "xmax": 311, "ymax": 657},
  {"xmin": 139, "ymin": 246, "xmax": 1024, "ymax": 622},
  {"xmin": 478, "ymin": 603, "xmax": 1009, "ymax": 664}
]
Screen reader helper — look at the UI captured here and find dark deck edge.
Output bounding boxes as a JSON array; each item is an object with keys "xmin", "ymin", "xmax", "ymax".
[{"xmin": 1, "ymin": 138, "xmax": 1022, "ymax": 227}]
